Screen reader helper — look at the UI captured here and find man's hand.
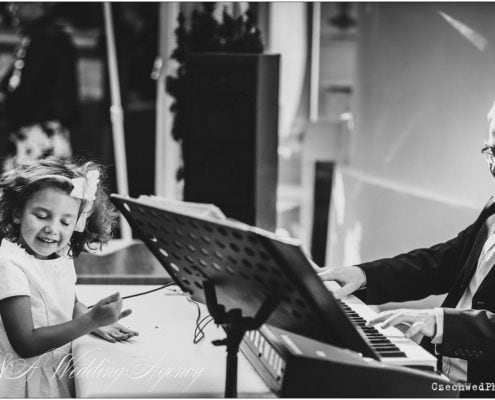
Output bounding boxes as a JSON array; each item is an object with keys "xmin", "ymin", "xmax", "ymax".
[
  {"xmin": 318, "ymin": 266, "xmax": 366, "ymax": 298},
  {"xmin": 368, "ymin": 308, "xmax": 437, "ymax": 340},
  {"xmin": 92, "ymin": 322, "xmax": 139, "ymax": 343}
]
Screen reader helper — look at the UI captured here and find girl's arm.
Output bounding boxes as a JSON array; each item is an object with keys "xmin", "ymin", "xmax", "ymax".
[{"xmin": 0, "ymin": 292, "xmax": 129, "ymax": 358}]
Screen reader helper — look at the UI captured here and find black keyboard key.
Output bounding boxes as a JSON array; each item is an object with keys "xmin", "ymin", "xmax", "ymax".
[{"xmin": 378, "ymin": 351, "xmax": 407, "ymax": 358}]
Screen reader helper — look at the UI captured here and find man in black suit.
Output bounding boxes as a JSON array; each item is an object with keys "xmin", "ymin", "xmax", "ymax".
[{"xmin": 319, "ymin": 102, "xmax": 495, "ymax": 395}]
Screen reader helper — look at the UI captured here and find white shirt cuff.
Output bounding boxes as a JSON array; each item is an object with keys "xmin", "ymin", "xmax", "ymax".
[
  {"xmin": 356, "ymin": 267, "xmax": 367, "ymax": 290},
  {"xmin": 430, "ymin": 307, "xmax": 444, "ymax": 344}
]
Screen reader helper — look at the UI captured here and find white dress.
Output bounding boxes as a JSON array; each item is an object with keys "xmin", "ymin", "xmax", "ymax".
[{"xmin": 0, "ymin": 239, "xmax": 76, "ymax": 397}]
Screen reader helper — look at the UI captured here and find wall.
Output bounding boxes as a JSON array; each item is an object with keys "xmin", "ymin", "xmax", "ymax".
[
  {"xmin": 327, "ymin": 4, "xmax": 495, "ymax": 271},
  {"xmin": 268, "ymin": 2, "xmax": 307, "ymax": 139}
]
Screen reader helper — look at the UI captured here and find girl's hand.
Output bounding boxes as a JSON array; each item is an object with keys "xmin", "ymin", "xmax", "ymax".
[
  {"xmin": 89, "ymin": 292, "xmax": 132, "ymax": 328},
  {"xmin": 92, "ymin": 322, "xmax": 139, "ymax": 343}
]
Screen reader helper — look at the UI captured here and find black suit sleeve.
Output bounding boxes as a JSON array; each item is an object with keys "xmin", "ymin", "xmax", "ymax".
[
  {"xmin": 438, "ymin": 308, "xmax": 495, "ymax": 362},
  {"xmin": 357, "ymin": 221, "xmax": 477, "ymax": 305}
]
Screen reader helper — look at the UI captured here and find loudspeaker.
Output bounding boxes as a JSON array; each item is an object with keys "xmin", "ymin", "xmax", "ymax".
[{"xmin": 183, "ymin": 54, "xmax": 280, "ymax": 231}]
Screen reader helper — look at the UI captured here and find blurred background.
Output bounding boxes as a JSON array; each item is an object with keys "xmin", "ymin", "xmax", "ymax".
[
  {"xmin": 0, "ymin": 2, "xmax": 159, "ymax": 198},
  {"xmin": 0, "ymin": 2, "xmax": 494, "ymax": 276}
]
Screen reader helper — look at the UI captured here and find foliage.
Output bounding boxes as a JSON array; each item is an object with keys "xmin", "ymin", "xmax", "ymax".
[{"xmin": 166, "ymin": 3, "xmax": 264, "ymax": 179}]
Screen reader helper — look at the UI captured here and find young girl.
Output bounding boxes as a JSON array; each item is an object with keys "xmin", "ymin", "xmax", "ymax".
[{"xmin": 0, "ymin": 157, "xmax": 138, "ymax": 397}]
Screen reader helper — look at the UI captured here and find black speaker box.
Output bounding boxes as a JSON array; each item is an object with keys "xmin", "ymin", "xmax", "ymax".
[{"xmin": 183, "ymin": 53, "xmax": 280, "ymax": 231}]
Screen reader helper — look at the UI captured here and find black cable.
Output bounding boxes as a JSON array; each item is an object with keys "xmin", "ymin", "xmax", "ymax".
[
  {"xmin": 122, "ymin": 282, "xmax": 178, "ymax": 300},
  {"xmin": 194, "ymin": 316, "xmax": 214, "ymax": 344},
  {"xmin": 87, "ymin": 282, "xmax": 179, "ymax": 308},
  {"xmin": 193, "ymin": 318, "xmax": 211, "ymax": 344},
  {"xmin": 195, "ymin": 314, "xmax": 211, "ymax": 341},
  {"xmin": 187, "ymin": 295, "xmax": 203, "ymax": 339},
  {"xmin": 186, "ymin": 295, "xmax": 214, "ymax": 344}
]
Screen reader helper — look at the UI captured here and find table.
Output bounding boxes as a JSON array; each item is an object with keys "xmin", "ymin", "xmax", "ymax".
[
  {"xmin": 73, "ymin": 285, "xmax": 273, "ymax": 398},
  {"xmin": 75, "ymin": 241, "xmax": 170, "ymax": 285}
]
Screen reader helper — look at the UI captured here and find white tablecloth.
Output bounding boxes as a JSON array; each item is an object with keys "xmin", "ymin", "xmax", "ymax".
[{"xmin": 73, "ymin": 285, "xmax": 272, "ymax": 398}]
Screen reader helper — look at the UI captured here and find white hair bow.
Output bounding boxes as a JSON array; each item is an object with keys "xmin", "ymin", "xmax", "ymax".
[
  {"xmin": 70, "ymin": 170, "xmax": 99, "ymax": 201},
  {"xmin": 71, "ymin": 170, "xmax": 100, "ymax": 232}
]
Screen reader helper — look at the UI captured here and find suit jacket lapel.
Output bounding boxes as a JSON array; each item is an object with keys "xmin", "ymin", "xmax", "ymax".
[
  {"xmin": 442, "ymin": 212, "xmax": 495, "ymax": 307},
  {"xmin": 473, "ymin": 215, "xmax": 495, "ymax": 299}
]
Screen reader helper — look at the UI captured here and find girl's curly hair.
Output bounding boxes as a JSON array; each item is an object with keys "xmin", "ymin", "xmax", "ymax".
[{"xmin": 0, "ymin": 157, "xmax": 118, "ymax": 257}]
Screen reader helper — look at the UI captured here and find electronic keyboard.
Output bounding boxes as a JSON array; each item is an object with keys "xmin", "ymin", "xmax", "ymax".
[
  {"xmin": 240, "ymin": 324, "xmax": 450, "ymax": 397},
  {"xmin": 336, "ymin": 291, "xmax": 438, "ymax": 370},
  {"xmin": 320, "ymin": 280, "xmax": 438, "ymax": 369},
  {"xmin": 240, "ymin": 287, "xmax": 443, "ymax": 396}
]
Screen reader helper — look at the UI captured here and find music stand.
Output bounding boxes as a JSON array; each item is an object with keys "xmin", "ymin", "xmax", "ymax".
[{"xmin": 110, "ymin": 195, "xmax": 380, "ymax": 397}]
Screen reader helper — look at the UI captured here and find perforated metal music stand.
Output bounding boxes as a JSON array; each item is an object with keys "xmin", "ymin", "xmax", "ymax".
[{"xmin": 110, "ymin": 194, "xmax": 380, "ymax": 397}]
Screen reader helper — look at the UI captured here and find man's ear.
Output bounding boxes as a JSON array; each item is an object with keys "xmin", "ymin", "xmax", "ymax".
[{"xmin": 13, "ymin": 209, "xmax": 21, "ymax": 224}]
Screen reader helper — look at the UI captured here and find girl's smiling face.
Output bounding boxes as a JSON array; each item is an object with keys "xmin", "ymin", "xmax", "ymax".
[{"xmin": 15, "ymin": 187, "xmax": 81, "ymax": 259}]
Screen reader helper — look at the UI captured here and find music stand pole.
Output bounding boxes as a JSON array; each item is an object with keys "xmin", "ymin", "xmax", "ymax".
[
  {"xmin": 204, "ymin": 280, "xmax": 278, "ymax": 398},
  {"xmin": 219, "ymin": 310, "xmax": 244, "ymax": 398}
]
